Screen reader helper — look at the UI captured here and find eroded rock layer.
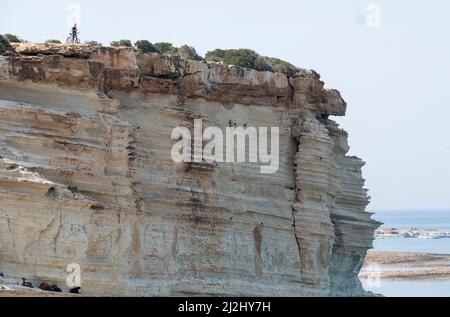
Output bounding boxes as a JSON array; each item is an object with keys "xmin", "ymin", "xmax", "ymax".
[{"xmin": 0, "ymin": 43, "xmax": 380, "ymax": 296}]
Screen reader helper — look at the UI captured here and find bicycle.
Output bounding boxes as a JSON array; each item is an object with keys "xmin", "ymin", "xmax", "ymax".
[{"xmin": 66, "ymin": 32, "xmax": 80, "ymax": 44}]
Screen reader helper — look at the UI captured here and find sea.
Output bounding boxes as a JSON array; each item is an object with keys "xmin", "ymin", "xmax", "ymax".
[{"xmin": 361, "ymin": 210, "xmax": 450, "ymax": 297}]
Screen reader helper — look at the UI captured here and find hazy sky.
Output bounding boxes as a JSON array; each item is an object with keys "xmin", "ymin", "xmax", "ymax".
[{"xmin": 1, "ymin": 0, "xmax": 449, "ymax": 211}]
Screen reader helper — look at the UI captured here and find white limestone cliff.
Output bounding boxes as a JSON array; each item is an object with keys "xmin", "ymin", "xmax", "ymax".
[{"xmin": 0, "ymin": 43, "xmax": 380, "ymax": 296}]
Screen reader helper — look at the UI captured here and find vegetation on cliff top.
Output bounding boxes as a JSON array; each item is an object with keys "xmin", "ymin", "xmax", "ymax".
[
  {"xmin": 134, "ymin": 40, "xmax": 158, "ymax": 53},
  {"xmin": 110, "ymin": 39, "xmax": 133, "ymax": 47},
  {"xmin": 0, "ymin": 35, "xmax": 13, "ymax": 54},
  {"xmin": 205, "ymin": 49, "xmax": 298, "ymax": 75},
  {"xmin": 153, "ymin": 42, "xmax": 177, "ymax": 54},
  {"xmin": 3, "ymin": 34, "xmax": 23, "ymax": 43},
  {"xmin": 133, "ymin": 40, "xmax": 201, "ymax": 60},
  {"xmin": 132, "ymin": 39, "xmax": 298, "ymax": 74},
  {"xmin": 1, "ymin": 31, "xmax": 298, "ymax": 75},
  {"xmin": 45, "ymin": 39, "xmax": 62, "ymax": 44},
  {"xmin": 85, "ymin": 40, "xmax": 103, "ymax": 47},
  {"xmin": 263, "ymin": 56, "xmax": 298, "ymax": 76},
  {"xmin": 205, "ymin": 49, "xmax": 267, "ymax": 70},
  {"xmin": 177, "ymin": 45, "xmax": 202, "ymax": 61}
]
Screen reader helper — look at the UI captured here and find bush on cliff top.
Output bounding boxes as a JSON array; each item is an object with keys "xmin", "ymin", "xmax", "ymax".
[
  {"xmin": 0, "ymin": 35, "xmax": 13, "ymax": 54},
  {"xmin": 264, "ymin": 57, "xmax": 298, "ymax": 76},
  {"xmin": 134, "ymin": 40, "xmax": 158, "ymax": 53},
  {"xmin": 85, "ymin": 40, "xmax": 102, "ymax": 47},
  {"xmin": 45, "ymin": 39, "xmax": 62, "ymax": 44},
  {"xmin": 110, "ymin": 39, "xmax": 132, "ymax": 47},
  {"xmin": 205, "ymin": 48, "xmax": 298, "ymax": 75},
  {"xmin": 205, "ymin": 49, "xmax": 261, "ymax": 69},
  {"xmin": 153, "ymin": 42, "xmax": 177, "ymax": 54},
  {"xmin": 177, "ymin": 45, "xmax": 202, "ymax": 61},
  {"xmin": 134, "ymin": 40, "xmax": 201, "ymax": 60},
  {"xmin": 3, "ymin": 33, "xmax": 23, "ymax": 43}
]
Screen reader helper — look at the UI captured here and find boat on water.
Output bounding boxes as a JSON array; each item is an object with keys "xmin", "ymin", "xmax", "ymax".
[
  {"xmin": 418, "ymin": 230, "xmax": 441, "ymax": 239},
  {"xmin": 375, "ymin": 227, "xmax": 450, "ymax": 239}
]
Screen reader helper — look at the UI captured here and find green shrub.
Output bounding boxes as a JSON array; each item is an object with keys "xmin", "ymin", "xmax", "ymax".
[
  {"xmin": 68, "ymin": 186, "xmax": 79, "ymax": 193},
  {"xmin": 264, "ymin": 57, "xmax": 298, "ymax": 76},
  {"xmin": 85, "ymin": 40, "xmax": 102, "ymax": 47},
  {"xmin": 205, "ymin": 49, "xmax": 260, "ymax": 69},
  {"xmin": 205, "ymin": 48, "xmax": 275, "ymax": 71},
  {"xmin": 110, "ymin": 39, "xmax": 132, "ymax": 47},
  {"xmin": 153, "ymin": 42, "xmax": 177, "ymax": 54},
  {"xmin": 205, "ymin": 48, "xmax": 298, "ymax": 75},
  {"xmin": 0, "ymin": 35, "xmax": 13, "ymax": 54},
  {"xmin": 45, "ymin": 39, "xmax": 62, "ymax": 44},
  {"xmin": 177, "ymin": 45, "xmax": 202, "ymax": 60},
  {"xmin": 3, "ymin": 33, "xmax": 22, "ymax": 43},
  {"xmin": 134, "ymin": 40, "xmax": 158, "ymax": 53},
  {"xmin": 255, "ymin": 56, "xmax": 274, "ymax": 72}
]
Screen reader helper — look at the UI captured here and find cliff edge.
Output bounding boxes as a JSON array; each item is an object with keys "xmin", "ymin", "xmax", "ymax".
[{"xmin": 0, "ymin": 43, "xmax": 380, "ymax": 296}]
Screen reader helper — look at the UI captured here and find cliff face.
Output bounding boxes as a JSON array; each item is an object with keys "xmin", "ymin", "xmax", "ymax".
[{"xmin": 0, "ymin": 43, "xmax": 380, "ymax": 296}]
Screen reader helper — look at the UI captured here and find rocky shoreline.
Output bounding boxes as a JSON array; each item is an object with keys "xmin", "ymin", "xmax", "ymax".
[{"xmin": 360, "ymin": 251, "xmax": 450, "ymax": 282}]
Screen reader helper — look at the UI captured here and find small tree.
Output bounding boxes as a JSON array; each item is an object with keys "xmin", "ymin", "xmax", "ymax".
[
  {"xmin": 134, "ymin": 40, "xmax": 158, "ymax": 53},
  {"xmin": 0, "ymin": 34, "xmax": 13, "ymax": 54},
  {"xmin": 153, "ymin": 42, "xmax": 177, "ymax": 54},
  {"xmin": 45, "ymin": 39, "xmax": 62, "ymax": 44},
  {"xmin": 110, "ymin": 39, "xmax": 132, "ymax": 47},
  {"xmin": 3, "ymin": 34, "xmax": 22, "ymax": 43},
  {"xmin": 177, "ymin": 45, "xmax": 202, "ymax": 60}
]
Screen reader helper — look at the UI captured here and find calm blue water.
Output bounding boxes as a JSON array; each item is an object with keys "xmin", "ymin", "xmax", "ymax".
[
  {"xmin": 362, "ymin": 210, "xmax": 450, "ymax": 297},
  {"xmin": 372, "ymin": 209, "xmax": 450, "ymax": 254},
  {"xmin": 374, "ymin": 238, "xmax": 450, "ymax": 254},
  {"xmin": 374, "ymin": 210, "xmax": 450, "ymax": 231}
]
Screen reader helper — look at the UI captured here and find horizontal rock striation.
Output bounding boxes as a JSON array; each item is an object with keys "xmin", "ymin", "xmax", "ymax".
[{"xmin": 0, "ymin": 43, "xmax": 380, "ymax": 296}]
